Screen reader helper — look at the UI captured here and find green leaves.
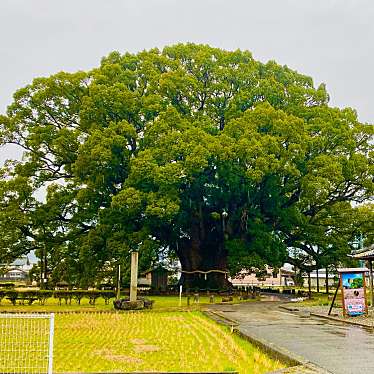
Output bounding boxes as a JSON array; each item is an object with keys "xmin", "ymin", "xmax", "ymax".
[
  {"xmin": 0, "ymin": 43, "xmax": 372, "ymax": 286},
  {"xmin": 111, "ymin": 187, "xmax": 143, "ymax": 214},
  {"xmin": 145, "ymin": 193, "xmax": 180, "ymax": 221}
]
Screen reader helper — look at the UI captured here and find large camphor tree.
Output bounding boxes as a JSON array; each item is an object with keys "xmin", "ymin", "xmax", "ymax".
[{"xmin": 0, "ymin": 44, "xmax": 373, "ymax": 288}]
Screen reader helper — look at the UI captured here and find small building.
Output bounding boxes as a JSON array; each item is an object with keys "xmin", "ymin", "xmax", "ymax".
[
  {"xmin": 230, "ymin": 265, "xmax": 295, "ymax": 288},
  {"xmin": 55, "ymin": 281, "xmax": 70, "ymax": 290},
  {"xmin": 139, "ymin": 266, "xmax": 170, "ymax": 291},
  {"xmin": 302, "ymin": 269, "xmax": 336, "ymax": 288},
  {"xmin": 11, "ymin": 256, "xmax": 33, "ymax": 272},
  {"xmin": 137, "ymin": 272, "xmax": 151, "ymax": 287},
  {"xmin": 0, "ymin": 268, "xmax": 29, "ymax": 281},
  {"xmin": 0, "ymin": 256, "xmax": 32, "ymax": 282}
]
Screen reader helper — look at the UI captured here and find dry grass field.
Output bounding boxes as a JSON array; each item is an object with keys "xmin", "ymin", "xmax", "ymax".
[
  {"xmin": 50, "ymin": 311, "xmax": 282, "ymax": 373},
  {"xmin": 0, "ymin": 295, "xmax": 286, "ymax": 372}
]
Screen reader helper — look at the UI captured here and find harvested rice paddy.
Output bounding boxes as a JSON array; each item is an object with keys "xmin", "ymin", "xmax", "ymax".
[{"xmin": 52, "ymin": 311, "xmax": 283, "ymax": 373}]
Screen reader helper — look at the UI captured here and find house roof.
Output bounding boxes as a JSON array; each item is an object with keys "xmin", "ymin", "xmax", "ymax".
[
  {"xmin": 141, "ymin": 265, "xmax": 171, "ymax": 275},
  {"xmin": 7, "ymin": 268, "xmax": 28, "ymax": 274},
  {"xmin": 11, "ymin": 256, "xmax": 29, "ymax": 267},
  {"xmin": 305, "ymin": 272, "xmax": 335, "ymax": 279},
  {"xmin": 350, "ymin": 244, "xmax": 374, "ymax": 260},
  {"xmin": 280, "ymin": 269, "xmax": 295, "ymax": 276},
  {"xmin": 337, "ymin": 267, "xmax": 369, "ymax": 273}
]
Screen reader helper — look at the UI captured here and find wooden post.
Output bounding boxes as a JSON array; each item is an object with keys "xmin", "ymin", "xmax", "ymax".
[
  {"xmin": 328, "ymin": 279, "xmax": 340, "ymax": 316},
  {"xmin": 340, "ymin": 272, "xmax": 346, "ymax": 317},
  {"xmin": 130, "ymin": 251, "xmax": 138, "ymax": 302},
  {"xmin": 363, "ymin": 269, "xmax": 368, "ymax": 315},
  {"xmin": 369, "ymin": 260, "xmax": 374, "ymax": 308},
  {"xmin": 325, "ymin": 267, "xmax": 329, "ymax": 294}
]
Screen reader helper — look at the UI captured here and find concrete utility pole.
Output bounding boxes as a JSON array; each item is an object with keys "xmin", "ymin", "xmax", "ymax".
[{"xmin": 130, "ymin": 251, "xmax": 139, "ymax": 302}]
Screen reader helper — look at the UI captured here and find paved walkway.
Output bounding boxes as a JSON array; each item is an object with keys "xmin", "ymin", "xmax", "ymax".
[{"xmin": 208, "ymin": 300, "xmax": 374, "ymax": 374}]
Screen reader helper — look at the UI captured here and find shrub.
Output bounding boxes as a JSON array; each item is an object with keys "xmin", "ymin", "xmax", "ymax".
[
  {"xmin": 17, "ymin": 290, "xmax": 39, "ymax": 305},
  {"xmin": 101, "ymin": 290, "xmax": 116, "ymax": 305},
  {"xmin": 0, "ymin": 283, "xmax": 15, "ymax": 289},
  {"xmin": 71, "ymin": 290, "xmax": 85, "ymax": 305},
  {"xmin": 6, "ymin": 290, "xmax": 18, "ymax": 305},
  {"xmin": 54, "ymin": 291, "xmax": 73, "ymax": 305},
  {"xmin": 0, "ymin": 290, "xmax": 6, "ymax": 304},
  {"xmin": 37, "ymin": 290, "xmax": 53, "ymax": 305},
  {"xmin": 87, "ymin": 290, "xmax": 101, "ymax": 305},
  {"xmin": 0, "ymin": 289, "xmax": 131, "ymax": 307}
]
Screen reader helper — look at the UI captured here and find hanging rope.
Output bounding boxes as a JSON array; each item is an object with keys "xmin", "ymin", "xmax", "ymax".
[
  {"xmin": 181, "ymin": 269, "xmax": 228, "ymax": 274},
  {"xmin": 181, "ymin": 269, "xmax": 229, "ymax": 280}
]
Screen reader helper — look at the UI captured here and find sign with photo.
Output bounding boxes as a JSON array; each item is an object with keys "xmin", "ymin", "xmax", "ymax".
[{"xmin": 340, "ymin": 272, "xmax": 367, "ymax": 316}]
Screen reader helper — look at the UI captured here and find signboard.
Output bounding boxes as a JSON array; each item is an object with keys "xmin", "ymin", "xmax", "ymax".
[{"xmin": 339, "ymin": 269, "xmax": 368, "ymax": 317}]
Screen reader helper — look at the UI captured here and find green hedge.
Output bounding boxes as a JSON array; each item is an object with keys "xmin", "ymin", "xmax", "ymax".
[
  {"xmin": 0, "ymin": 283, "xmax": 15, "ymax": 289},
  {"xmin": 0, "ymin": 290, "xmax": 116, "ymax": 306},
  {"xmin": 0, "ymin": 290, "xmax": 6, "ymax": 304}
]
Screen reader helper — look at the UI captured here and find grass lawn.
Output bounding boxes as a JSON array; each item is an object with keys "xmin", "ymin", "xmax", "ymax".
[
  {"xmin": 295, "ymin": 291, "xmax": 338, "ymax": 307},
  {"xmin": 51, "ymin": 311, "xmax": 283, "ymax": 373}
]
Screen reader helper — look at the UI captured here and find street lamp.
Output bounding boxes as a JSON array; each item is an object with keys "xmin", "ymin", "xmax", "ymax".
[
  {"xmin": 222, "ymin": 210, "xmax": 228, "ymax": 237},
  {"xmin": 352, "ymin": 234, "xmax": 364, "ymax": 267}
]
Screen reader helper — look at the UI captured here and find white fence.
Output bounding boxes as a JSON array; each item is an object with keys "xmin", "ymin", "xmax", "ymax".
[{"xmin": 0, "ymin": 313, "xmax": 54, "ymax": 374}]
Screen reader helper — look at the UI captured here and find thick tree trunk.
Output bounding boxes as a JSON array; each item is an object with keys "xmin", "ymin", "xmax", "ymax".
[
  {"xmin": 178, "ymin": 244, "xmax": 230, "ymax": 289},
  {"xmin": 177, "ymin": 230, "xmax": 230, "ymax": 290},
  {"xmin": 176, "ymin": 207, "xmax": 232, "ymax": 290}
]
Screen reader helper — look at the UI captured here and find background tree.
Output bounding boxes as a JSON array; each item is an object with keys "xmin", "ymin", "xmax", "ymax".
[{"xmin": 0, "ymin": 44, "xmax": 372, "ymax": 288}]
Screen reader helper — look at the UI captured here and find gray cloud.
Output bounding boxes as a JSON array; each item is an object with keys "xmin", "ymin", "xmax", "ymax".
[{"xmin": 1, "ymin": 0, "xmax": 373, "ymax": 163}]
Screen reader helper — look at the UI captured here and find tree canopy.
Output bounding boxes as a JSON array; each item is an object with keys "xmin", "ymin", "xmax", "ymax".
[{"xmin": 0, "ymin": 44, "xmax": 373, "ymax": 288}]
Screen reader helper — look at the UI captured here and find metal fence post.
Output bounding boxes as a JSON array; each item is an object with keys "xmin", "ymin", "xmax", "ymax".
[{"xmin": 48, "ymin": 313, "xmax": 55, "ymax": 374}]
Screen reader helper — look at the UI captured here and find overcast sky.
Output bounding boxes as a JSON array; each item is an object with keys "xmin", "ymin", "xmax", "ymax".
[{"xmin": 1, "ymin": 0, "xmax": 373, "ymax": 164}]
